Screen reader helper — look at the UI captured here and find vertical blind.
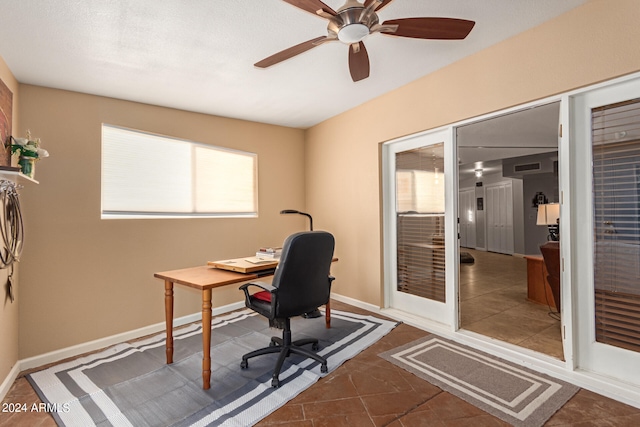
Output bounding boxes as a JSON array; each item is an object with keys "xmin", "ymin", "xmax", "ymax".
[
  {"xmin": 102, "ymin": 125, "xmax": 257, "ymax": 218},
  {"xmin": 395, "ymin": 144, "xmax": 446, "ymax": 302},
  {"xmin": 592, "ymin": 98, "xmax": 640, "ymax": 353}
]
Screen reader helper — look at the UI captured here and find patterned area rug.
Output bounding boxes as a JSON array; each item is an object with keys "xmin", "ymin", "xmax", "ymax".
[
  {"xmin": 27, "ymin": 309, "xmax": 396, "ymax": 426},
  {"xmin": 379, "ymin": 335, "xmax": 579, "ymax": 427}
]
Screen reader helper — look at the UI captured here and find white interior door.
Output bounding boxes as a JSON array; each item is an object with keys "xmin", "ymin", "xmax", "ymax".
[
  {"xmin": 485, "ymin": 181, "xmax": 514, "ymax": 254},
  {"xmin": 572, "ymin": 76, "xmax": 640, "ymax": 383},
  {"xmin": 459, "ymin": 188, "xmax": 476, "ymax": 249},
  {"xmin": 383, "ymin": 128, "xmax": 456, "ymax": 327}
]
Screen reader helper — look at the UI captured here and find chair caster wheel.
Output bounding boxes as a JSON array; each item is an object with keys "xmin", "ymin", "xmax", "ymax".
[
  {"xmin": 271, "ymin": 378, "xmax": 280, "ymax": 388},
  {"xmin": 312, "ymin": 342, "xmax": 319, "ymax": 351},
  {"xmin": 321, "ymin": 364, "xmax": 328, "ymax": 373},
  {"xmin": 240, "ymin": 360, "xmax": 248, "ymax": 369}
]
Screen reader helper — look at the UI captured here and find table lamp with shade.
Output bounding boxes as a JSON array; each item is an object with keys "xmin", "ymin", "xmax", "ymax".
[{"xmin": 537, "ymin": 203, "xmax": 560, "ymax": 241}]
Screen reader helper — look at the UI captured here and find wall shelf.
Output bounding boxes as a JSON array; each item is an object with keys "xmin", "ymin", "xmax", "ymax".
[{"xmin": 0, "ymin": 166, "xmax": 39, "ymax": 184}]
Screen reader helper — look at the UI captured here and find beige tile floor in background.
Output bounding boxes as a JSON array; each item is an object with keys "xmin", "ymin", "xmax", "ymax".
[{"xmin": 459, "ymin": 249, "xmax": 564, "ymax": 360}]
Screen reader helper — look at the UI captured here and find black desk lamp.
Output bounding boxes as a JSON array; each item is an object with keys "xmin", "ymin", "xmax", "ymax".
[
  {"xmin": 280, "ymin": 209, "xmax": 313, "ymax": 231},
  {"xmin": 280, "ymin": 209, "xmax": 321, "ymax": 318}
]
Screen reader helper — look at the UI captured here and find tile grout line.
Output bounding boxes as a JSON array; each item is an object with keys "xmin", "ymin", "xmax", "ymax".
[{"xmin": 379, "ymin": 390, "xmax": 444, "ymax": 427}]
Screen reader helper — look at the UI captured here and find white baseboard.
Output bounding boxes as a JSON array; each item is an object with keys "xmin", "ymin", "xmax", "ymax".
[
  {"xmin": 0, "ymin": 363, "xmax": 20, "ymax": 403},
  {"xmin": 18, "ymin": 301, "xmax": 245, "ymax": 373},
  {"xmin": 330, "ymin": 293, "xmax": 381, "ymax": 314},
  {"xmin": 11, "ymin": 296, "xmax": 356, "ymax": 381}
]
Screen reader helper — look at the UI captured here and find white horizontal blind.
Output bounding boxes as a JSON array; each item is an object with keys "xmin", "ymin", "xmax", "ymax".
[
  {"xmin": 592, "ymin": 99, "xmax": 640, "ymax": 352},
  {"xmin": 395, "ymin": 144, "xmax": 446, "ymax": 302},
  {"xmin": 102, "ymin": 125, "xmax": 257, "ymax": 218}
]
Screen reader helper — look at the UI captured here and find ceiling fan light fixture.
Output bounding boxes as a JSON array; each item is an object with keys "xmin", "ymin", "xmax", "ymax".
[{"xmin": 338, "ymin": 23, "xmax": 370, "ymax": 44}]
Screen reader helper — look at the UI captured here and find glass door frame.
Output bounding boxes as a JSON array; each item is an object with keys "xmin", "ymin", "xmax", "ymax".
[
  {"xmin": 382, "ymin": 126, "xmax": 459, "ymax": 330},
  {"xmin": 382, "ymin": 95, "xmax": 572, "ymax": 350}
]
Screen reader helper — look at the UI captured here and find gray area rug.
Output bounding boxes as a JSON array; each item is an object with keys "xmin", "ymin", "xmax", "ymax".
[
  {"xmin": 379, "ymin": 335, "xmax": 579, "ymax": 427},
  {"xmin": 27, "ymin": 309, "xmax": 396, "ymax": 426}
]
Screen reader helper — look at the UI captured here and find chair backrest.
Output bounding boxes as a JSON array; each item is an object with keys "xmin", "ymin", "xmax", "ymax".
[
  {"xmin": 271, "ymin": 231, "xmax": 335, "ymax": 318},
  {"xmin": 539, "ymin": 241, "xmax": 561, "ymax": 312}
]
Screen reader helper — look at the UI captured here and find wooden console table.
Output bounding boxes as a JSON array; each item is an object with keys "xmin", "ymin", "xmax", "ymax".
[{"xmin": 524, "ymin": 255, "xmax": 557, "ymax": 308}]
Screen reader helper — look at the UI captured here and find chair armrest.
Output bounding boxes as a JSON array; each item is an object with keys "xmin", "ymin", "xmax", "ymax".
[
  {"xmin": 239, "ymin": 281, "xmax": 276, "ymax": 307},
  {"xmin": 239, "ymin": 281, "xmax": 275, "ymax": 293}
]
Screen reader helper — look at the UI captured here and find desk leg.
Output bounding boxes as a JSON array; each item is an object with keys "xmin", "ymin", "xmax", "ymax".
[
  {"xmin": 164, "ymin": 280, "xmax": 174, "ymax": 364},
  {"xmin": 325, "ymin": 300, "xmax": 331, "ymax": 329},
  {"xmin": 202, "ymin": 288, "xmax": 212, "ymax": 390}
]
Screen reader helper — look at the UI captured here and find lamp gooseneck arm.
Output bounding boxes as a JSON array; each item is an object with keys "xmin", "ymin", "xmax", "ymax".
[{"xmin": 280, "ymin": 209, "xmax": 313, "ymax": 231}]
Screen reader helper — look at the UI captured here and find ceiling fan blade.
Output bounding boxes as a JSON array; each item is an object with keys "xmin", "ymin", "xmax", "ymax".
[
  {"xmin": 282, "ymin": 0, "xmax": 337, "ymax": 18},
  {"xmin": 348, "ymin": 42, "xmax": 370, "ymax": 82},
  {"xmin": 364, "ymin": 0, "xmax": 395, "ymax": 12},
  {"xmin": 381, "ymin": 17, "xmax": 475, "ymax": 40},
  {"xmin": 255, "ymin": 36, "xmax": 328, "ymax": 68}
]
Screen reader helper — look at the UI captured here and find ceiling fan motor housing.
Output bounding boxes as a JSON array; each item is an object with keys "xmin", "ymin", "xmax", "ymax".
[{"xmin": 328, "ymin": 3, "xmax": 379, "ymax": 44}]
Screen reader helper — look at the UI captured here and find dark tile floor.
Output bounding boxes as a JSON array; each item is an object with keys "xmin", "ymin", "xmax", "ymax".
[{"xmin": 2, "ymin": 301, "xmax": 640, "ymax": 426}]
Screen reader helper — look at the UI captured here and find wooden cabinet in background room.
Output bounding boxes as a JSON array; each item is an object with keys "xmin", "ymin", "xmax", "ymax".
[{"xmin": 524, "ymin": 255, "xmax": 557, "ymax": 308}]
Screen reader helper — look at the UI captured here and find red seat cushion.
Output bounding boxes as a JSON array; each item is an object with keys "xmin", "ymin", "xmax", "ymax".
[{"xmin": 252, "ymin": 290, "xmax": 272, "ymax": 302}]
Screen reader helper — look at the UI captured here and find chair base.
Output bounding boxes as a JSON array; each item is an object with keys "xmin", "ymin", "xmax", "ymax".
[{"xmin": 240, "ymin": 319, "xmax": 328, "ymax": 388}]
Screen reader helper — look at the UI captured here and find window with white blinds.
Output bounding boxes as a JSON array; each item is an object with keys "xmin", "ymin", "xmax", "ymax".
[
  {"xmin": 101, "ymin": 125, "xmax": 258, "ymax": 219},
  {"xmin": 592, "ymin": 99, "xmax": 640, "ymax": 353},
  {"xmin": 395, "ymin": 144, "xmax": 446, "ymax": 302}
]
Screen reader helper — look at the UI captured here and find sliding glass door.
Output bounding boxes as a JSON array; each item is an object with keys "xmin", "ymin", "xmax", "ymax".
[
  {"xmin": 573, "ymin": 76, "xmax": 640, "ymax": 383},
  {"xmin": 383, "ymin": 128, "xmax": 456, "ymax": 327}
]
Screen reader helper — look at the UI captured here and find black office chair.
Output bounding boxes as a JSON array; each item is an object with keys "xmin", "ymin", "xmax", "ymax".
[{"xmin": 239, "ymin": 231, "xmax": 335, "ymax": 388}]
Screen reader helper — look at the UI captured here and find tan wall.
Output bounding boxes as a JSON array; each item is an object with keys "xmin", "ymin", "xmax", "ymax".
[
  {"xmin": 305, "ymin": 0, "xmax": 640, "ymax": 305},
  {"xmin": 0, "ymin": 56, "xmax": 19, "ymax": 383},
  {"xmin": 17, "ymin": 86, "xmax": 306, "ymax": 358}
]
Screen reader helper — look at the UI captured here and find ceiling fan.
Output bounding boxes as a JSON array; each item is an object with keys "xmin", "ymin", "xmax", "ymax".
[{"xmin": 255, "ymin": 0, "xmax": 475, "ymax": 82}]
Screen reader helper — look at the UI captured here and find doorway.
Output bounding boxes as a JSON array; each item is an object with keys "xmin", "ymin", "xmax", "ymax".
[{"xmin": 456, "ymin": 102, "xmax": 564, "ymax": 359}]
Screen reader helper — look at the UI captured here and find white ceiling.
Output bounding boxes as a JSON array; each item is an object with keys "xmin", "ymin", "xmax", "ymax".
[{"xmin": 0, "ymin": 0, "xmax": 588, "ymax": 129}]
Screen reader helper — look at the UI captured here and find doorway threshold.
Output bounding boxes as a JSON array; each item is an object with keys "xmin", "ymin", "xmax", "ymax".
[{"xmin": 381, "ymin": 307, "xmax": 566, "ymax": 375}]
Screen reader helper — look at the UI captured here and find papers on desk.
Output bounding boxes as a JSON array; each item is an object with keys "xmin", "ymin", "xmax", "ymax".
[{"xmin": 244, "ymin": 256, "xmax": 277, "ymax": 264}]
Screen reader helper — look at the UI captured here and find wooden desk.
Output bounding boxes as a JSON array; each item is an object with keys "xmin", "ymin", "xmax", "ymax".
[
  {"xmin": 154, "ymin": 265, "xmax": 331, "ymax": 390},
  {"xmin": 524, "ymin": 255, "xmax": 556, "ymax": 308}
]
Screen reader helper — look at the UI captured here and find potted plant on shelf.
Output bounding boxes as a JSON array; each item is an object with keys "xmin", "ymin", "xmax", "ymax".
[{"xmin": 9, "ymin": 130, "xmax": 49, "ymax": 179}]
